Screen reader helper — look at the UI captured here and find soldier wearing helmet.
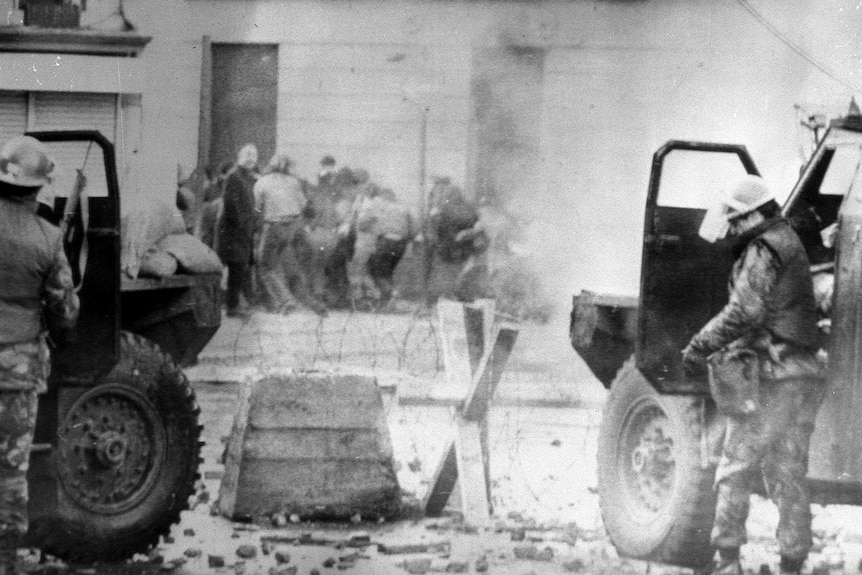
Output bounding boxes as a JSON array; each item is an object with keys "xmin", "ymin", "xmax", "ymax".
[
  {"xmin": 683, "ymin": 175, "xmax": 823, "ymax": 575},
  {"xmin": 0, "ymin": 136, "xmax": 79, "ymax": 574}
]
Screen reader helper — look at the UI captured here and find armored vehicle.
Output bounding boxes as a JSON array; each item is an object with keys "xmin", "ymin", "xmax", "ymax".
[
  {"xmin": 571, "ymin": 113, "xmax": 862, "ymax": 568},
  {"xmin": 22, "ymin": 131, "xmax": 221, "ymax": 562}
]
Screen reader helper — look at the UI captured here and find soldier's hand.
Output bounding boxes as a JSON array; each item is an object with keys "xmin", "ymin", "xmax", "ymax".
[{"xmin": 682, "ymin": 346, "xmax": 708, "ymax": 377}]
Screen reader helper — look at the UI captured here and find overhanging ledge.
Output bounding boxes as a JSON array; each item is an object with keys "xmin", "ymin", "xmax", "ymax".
[{"xmin": 0, "ymin": 27, "xmax": 151, "ymax": 57}]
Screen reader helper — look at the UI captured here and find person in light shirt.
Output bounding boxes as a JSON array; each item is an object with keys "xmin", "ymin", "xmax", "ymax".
[{"xmin": 253, "ymin": 154, "xmax": 325, "ymax": 316}]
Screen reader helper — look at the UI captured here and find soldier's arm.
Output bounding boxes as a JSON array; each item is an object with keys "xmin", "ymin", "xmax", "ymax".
[
  {"xmin": 43, "ymin": 246, "xmax": 80, "ymax": 331},
  {"xmin": 686, "ymin": 240, "xmax": 779, "ymax": 356}
]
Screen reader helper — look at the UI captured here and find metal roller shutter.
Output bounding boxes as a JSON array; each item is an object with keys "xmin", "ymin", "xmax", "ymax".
[
  {"xmin": 32, "ymin": 92, "xmax": 117, "ymax": 198},
  {"xmin": 0, "ymin": 92, "xmax": 27, "ymax": 145},
  {"xmin": 32, "ymin": 92, "xmax": 116, "ymax": 141}
]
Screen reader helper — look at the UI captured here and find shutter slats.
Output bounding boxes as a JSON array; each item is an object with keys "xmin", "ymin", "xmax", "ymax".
[
  {"xmin": 32, "ymin": 93, "xmax": 116, "ymax": 198},
  {"xmin": 0, "ymin": 92, "xmax": 27, "ymax": 144}
]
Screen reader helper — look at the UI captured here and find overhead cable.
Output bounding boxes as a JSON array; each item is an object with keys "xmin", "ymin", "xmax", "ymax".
[{"xmin": 735, "ymin": 0, "xmax": 862, "ymax": 94}]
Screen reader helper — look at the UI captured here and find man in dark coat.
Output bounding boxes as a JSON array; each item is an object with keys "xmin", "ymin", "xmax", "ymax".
[{"xmin": 218, "ymin": 143, "xmax": 259, "ymax": 318}]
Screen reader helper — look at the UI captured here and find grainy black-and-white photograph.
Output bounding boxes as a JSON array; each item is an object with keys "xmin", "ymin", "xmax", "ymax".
[{"xmin": 0, "ymin": 1, "xmax": 861, "ymax": 573}]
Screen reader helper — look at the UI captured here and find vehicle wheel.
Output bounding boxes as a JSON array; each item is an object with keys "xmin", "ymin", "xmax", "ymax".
[
  {"xmin": 40, "ymin": 331, "xmax": 202, "ymax": 562},
  {"xmin": 598, "ymin": 357, "xmax": 716, "ymax": 569}
]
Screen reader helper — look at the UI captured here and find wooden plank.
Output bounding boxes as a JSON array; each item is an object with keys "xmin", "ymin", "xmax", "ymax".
[
  {"xmin": 462, "ymin": 301, "xmax": 491, "ymax": 374},
  {"xmin": 453, "ymin": 418, "xmax": 491, "ymax": 526},
  {"xmin": 216, "ymin": 375, "xmax": 255, "ymax": 517},
  {"xmin": 462, "ymin": 326, "xmax": 519, "ymax": 421},
  {"xmin": 436, "ymin": 300, "xmax": 473, "ymax": 393},
  {"xmin": 422, "ymin": 442, "xmax": 457, "ymax": 517}
]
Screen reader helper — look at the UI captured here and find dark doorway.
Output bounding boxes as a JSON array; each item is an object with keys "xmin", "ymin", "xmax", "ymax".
[
  {"xmin": 468, "ymin": 46, "xmax": 544, "ymax": 205},
  {"xmin": 210, "ymin": 44, "xmax": 278, "ymax": 169}
]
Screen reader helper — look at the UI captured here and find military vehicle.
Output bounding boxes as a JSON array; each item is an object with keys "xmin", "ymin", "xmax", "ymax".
[
  {"xmin": 21, "ymin": 131, "xmax": 221, "ymax": 562},
  {"xmin": 570, "ymin": 112, "xmax": 862, "ymax": 568}
]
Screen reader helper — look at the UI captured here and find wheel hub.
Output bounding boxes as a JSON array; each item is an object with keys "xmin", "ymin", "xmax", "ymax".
[
  {"xmin": 622, "ymin": 404, "xmax": 676, "ymax": 514},
  {"xmin": 57, "ymin": 384, "xmax": 166, "ymax": 515}
]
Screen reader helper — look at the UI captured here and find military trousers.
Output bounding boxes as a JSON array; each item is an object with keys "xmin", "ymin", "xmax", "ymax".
[
  {"xmin": 711, "ymin": 377, "xmax": 824, "ymax": 560},
  {"xmin": 0, "ymin": 390, "xmax": 38, "ymax": 539}
]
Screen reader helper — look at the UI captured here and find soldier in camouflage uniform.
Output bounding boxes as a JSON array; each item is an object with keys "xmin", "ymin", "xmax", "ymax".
[
  {"xmin": 0, "ymin": 136, "xmax": 79, "ymax": 574},
  {"xmin": 682, "ymin": 175, "xmax": 823, "ymax": 575}
]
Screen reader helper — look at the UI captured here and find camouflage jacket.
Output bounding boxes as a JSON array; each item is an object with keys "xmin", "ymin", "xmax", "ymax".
[
  {"xmin": 0, "ymin": 195, "xmax": 79, "ymax": 344},
  {"xmin": 686, "ymin": 218, "xmax": 821, "ymax": 381}
]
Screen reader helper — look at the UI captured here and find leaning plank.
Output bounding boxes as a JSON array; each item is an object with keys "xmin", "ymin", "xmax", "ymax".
[
  {"xmin": 436, "ymin": 299, "xmax": 474, "ymax": 393},
  {"xmin": 453, "ymin": 418, "xmax": 491, "ymax": 526},
  {"xmin": 423, "ymin": 442, "xmax": 457, "ymax": 516},
  {"xmin": 462, "ymin": 326, "xmax": 519, "ymax": 421}
]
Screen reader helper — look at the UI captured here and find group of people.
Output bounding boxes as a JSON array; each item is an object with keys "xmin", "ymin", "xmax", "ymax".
[{"xmin": 187, "ymin": 145, "xmax": 417, "ymax": 317}]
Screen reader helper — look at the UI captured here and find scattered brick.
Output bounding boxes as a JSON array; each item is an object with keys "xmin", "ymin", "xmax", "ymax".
[
  {"xmin": 274, "ymin": 547, "xmax": 292, "ymax": 564},
  {"xmin": 378, "ymin": 542, "xmax": 450, "ymax": 555},
  {"xmin": 562, "ymin": 558, "xmax": 585, "ymax": 572},
  {"xmin": 183, "ymin": 548, "xmax": 202, "ymax": 558},
  {"xmin": 403, "ymin": 558, "xmax": 432, "ymax": 574},
  {"xmin": 513, "ymin": 544, "xmax": 537, "ymax": 559},
  {"xmin": 510, "ymin": 529, "xmax": 525, "ymax": 542},
  {"xmin": 533, "ymin": 547, "xmax": 553, "ymax": 562},
  {"xmin": 208, "ymin": 555, "xmax": 225, "ymax": 568},
  {"xmin": 183, "ymin": 529, "xmax": 195, "ymax": 537},
  {"xmin": 348, "ymin": 531, "xmax": 371, "ymax": 544},
  {"xmin": 236, "ymin": 544, "xmax": 257, "ymax": 559},
  {"xmin": 475, "ymin": 557, "xmax": 489, "ymax": 572}
]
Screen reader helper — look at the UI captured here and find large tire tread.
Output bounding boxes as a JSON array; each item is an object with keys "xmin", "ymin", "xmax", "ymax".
[
  {"xmin": 598, "ymin": 357, "xmax": 716, "ymax": 569},
  {"xmin": 38, "ymin": 331, "xmax": 203, "ymax": 563}
]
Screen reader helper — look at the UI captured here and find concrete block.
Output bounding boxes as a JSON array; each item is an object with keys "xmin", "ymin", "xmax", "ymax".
[{"xmin": 219, "ymin": 372, "xmax": 401, "ymax": 520}]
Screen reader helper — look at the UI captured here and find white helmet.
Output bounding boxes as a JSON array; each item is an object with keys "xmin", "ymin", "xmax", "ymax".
[
  {"xmin": 0, "ymin": 135, "xmax": 54, "ymax": 188},
  {"xmin": 698, "ymin": 175, "xmax": 775, "ymax": 243},
  {"xmin": 723, "ymin": 175, "xmax": 775, "ymax": 220}
]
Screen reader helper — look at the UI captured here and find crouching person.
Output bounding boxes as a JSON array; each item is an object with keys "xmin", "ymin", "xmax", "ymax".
[
  {"xmin": 682, "ymin": 175, "xmax": 824, "ymax": 575},
  {"xmin": 0, "ymin": 136, "xmax": 80, "ymax": 574}
]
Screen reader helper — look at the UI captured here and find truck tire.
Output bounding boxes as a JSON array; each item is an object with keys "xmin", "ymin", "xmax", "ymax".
[
  {"xmin": 41, "ymin": 332, "xmax": 202, "ymax": 562},
  {"xmin": 598, "ymin": 357, "xmax": 716, "ymax": 569}
]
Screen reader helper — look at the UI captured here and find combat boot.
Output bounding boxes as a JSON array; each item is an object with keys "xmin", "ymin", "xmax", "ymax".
[
  {"xmin": 0, "ymin": 534, "xmax": 19, "ymax": 575},
  {"xmin": 778, "ymin": 556, "xmax": 805, "ymax": 575}
]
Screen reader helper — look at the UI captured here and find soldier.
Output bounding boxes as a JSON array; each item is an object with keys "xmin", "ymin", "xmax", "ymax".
[
  {"xmin": 682, "ymin": 175, "xmax": 823, "ymax": 575},
  {"xmin": 0, "ymin": 136, "xmax": 79, "ymax": 574}
]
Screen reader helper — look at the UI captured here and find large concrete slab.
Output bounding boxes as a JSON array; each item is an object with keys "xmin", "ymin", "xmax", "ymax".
[{"xmin": 218, "ymin": 371, "xmax": 401, "ymax": 521}]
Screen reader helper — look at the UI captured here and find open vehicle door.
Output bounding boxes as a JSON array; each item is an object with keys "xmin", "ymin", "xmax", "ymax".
[
  {"xmin": 638, "ymin": 141, "xmax": 759, "ymax": 393},
  {"xmin": 28, "ymin": 131, "xmax": 121, "ymax": 381}
]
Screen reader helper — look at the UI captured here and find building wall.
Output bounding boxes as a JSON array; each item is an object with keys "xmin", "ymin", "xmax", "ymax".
[{"xmin": 4, "ymin": 0, "xmax": 860, "ymax": 304}]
